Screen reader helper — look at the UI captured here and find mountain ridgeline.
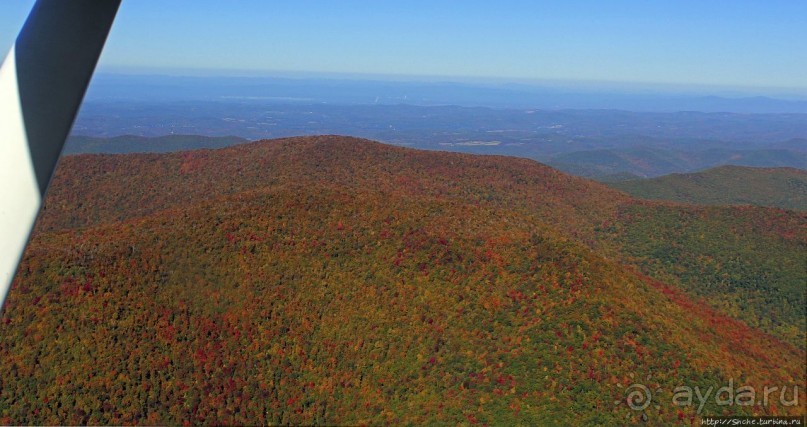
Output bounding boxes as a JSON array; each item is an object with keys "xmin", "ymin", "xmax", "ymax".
[
  {"xmin": 1, "ymin": 136, "xmax": 804, "ymax": 425},
  {"xmin": 64, "ymin": 134, "xmax": 248, "ymax": 155},
  {"xmin": 68, "ymin": 102, "xmax": 807, "ymax": 180}
]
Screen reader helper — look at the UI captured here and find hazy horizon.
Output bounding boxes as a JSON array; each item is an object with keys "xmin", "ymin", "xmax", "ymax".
[
  {"xmin": 93, "ymin": 67, "xmax": 807, "ymax": 101},
  {"xmin": 2, "ymin": 1, "xmax": 806, "ymax": 99}
]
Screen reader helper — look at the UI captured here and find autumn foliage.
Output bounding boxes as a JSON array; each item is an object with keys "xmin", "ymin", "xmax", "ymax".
[{"xmin": 0, "ymin": 136, "xmax": 803, "ymax": 425}]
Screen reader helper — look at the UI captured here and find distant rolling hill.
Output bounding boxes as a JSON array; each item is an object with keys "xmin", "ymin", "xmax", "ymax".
[
  {"xmin": 768, "ymin": 138, "xmax": 807, "ymax": 152},
  {"xmin": 2, "ymin": 136, "xmax": 803, "ymax": 425},
  {"xmin": 64, "ymin": 134, "xmax": 249, "ymax": 154},
  {"xmin": 547, "ymin": 147, "xmax": 807, "ymax": 179},
  {"xmin": 609, "ymin": 165, "xmax": 807, "ymax": 210}
]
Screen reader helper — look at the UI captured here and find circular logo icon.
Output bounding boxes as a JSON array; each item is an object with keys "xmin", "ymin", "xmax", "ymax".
[{"xmin": 625, "ymin": 383, "xmax": 653, "ymax": 411}]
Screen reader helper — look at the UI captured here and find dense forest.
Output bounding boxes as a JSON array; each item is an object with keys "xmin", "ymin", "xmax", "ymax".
[
  {"xmin": 608, "ymin": 165, "xmax": 807, "ymax": 210},
  {"xmin": 1, "ymin": 136, "xmax": 804, "ymax": 424}
]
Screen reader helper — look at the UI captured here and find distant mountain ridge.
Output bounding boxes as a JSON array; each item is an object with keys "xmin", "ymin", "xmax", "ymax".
[
  {"xmin": 609, "ymin": 165, "xmax": 807, "ymax": 210},
  {"xmin": 548, "ymin": 147, "xmax": 807, "ymax": 179},
  {"xmin": 64, "ymin": 134, "xmax": 248, "ymax": 154}
]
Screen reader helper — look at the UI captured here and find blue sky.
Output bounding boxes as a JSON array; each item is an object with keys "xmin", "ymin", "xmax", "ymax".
[{"xmin": 1, "ymin": 1, "xmax": 806, "ymax": 94}]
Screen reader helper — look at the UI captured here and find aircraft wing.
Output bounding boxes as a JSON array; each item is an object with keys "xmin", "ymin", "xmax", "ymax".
[{"xmin": 0, "ymin": 0, "xmax": 121, "ymax": 307}]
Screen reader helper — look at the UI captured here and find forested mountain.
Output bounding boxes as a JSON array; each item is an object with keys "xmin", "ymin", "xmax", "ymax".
[
  {"xmin": 1, "ymin": 136, "xmax": 804, "ymax": 425},
  {"xmin": 608, "ymin": 166, "xmax": 807, "ymax": 210}
]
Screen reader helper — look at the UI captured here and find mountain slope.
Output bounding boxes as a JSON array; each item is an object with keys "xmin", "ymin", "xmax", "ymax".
[
  {"xmin": 1, "ymin": 136, "xmax": 804, "ymax": 424},
  {"xmin": 35, "ymin": 137, "xmax": 806, "ymax": 347},
  {"xmin": 608, "ymin": 165, "xmax": 807, "ymax": 210},
  {"xmin": 603, "ymin": 202, "xmax": 806, "ymax": 345}
]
